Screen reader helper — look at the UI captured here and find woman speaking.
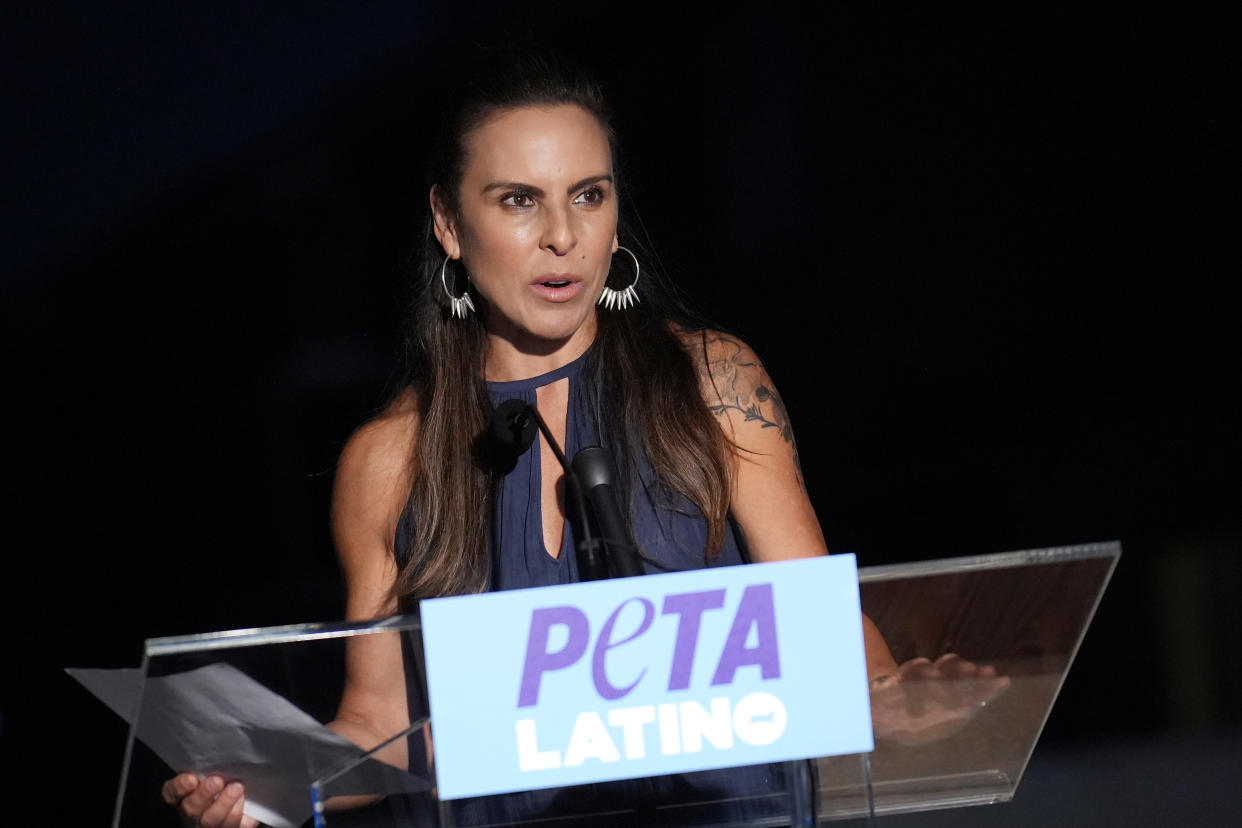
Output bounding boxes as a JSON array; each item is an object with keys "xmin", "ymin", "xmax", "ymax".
[{"xmin": 164, "ymin": 48, "xmax": 997, "ymax": 828}]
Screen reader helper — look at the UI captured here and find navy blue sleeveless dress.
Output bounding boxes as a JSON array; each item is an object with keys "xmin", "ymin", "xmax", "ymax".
[
  {"xmin": 399, "ymin": 348, "xmax": 792, "ymax": 826},
  {"xmin": 485, "ymin": 347, "xmax": 750, "ymax": 588}
]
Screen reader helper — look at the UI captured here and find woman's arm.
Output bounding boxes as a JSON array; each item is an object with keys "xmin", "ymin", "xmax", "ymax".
[
  {"xmin": 693, "ymin": 332, "xmax": 824, "ymax": 562},
  {"xmin": 690, "ymin": 332, "xmax": 899, "ymax": 678},
  {"xmin": 327, "ymin": 397, "xmax": 420, "ymax": 764},
  {"xmin": 689, "ymin": 334, "xmax": 1011, "ymax": 740}
]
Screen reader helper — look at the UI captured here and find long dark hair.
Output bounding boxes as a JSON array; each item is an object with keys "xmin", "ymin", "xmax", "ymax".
[{"xmin": 392, "ymin": 49, "xmax": 733, "ymax": 601}]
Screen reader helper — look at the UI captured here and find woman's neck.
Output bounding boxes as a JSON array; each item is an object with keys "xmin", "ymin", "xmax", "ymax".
[{"xmin": 483, "ymin": 319, "xmax": 597, "ymax": 382}]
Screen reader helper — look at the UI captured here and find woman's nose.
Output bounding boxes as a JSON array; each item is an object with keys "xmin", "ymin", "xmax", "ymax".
[{"xmin": 540, "ymin": 207, "xmax": 577, "ymax": 256}]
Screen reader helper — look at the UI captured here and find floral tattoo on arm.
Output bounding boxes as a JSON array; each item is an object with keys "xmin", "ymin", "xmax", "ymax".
[{"xmin": 701, "ymin": 334, "xmax": 806, "ymax": 491}]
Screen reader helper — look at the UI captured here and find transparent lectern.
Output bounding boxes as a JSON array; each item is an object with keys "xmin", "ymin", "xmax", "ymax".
[{"xmin": 76, "ymin": 542, "xmax": 1117, "ymax": 827}]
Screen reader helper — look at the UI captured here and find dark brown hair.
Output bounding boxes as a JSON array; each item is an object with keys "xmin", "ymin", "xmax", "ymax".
[{"xmin": 392, "ymin": 49, "xmax": 733, "ymax": 601}]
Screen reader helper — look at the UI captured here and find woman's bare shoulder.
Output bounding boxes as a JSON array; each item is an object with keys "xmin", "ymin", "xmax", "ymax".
[
  {"xmin": 343, "ymin": 387, "xmax": 417, "ymax": 458},
  {"xmin": 333, "ymin": 389, "xmax": 419, "ymax": 553},
  {"xmin": 672, "ymin": 326, "xmax": 769, "ymax": 406}
]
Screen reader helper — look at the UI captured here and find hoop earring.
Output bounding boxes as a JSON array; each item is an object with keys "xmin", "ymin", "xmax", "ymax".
[
  {"xmin": 440, "ymin": 256, "xmax": 475, "ymax": 319},
  {"xmin": 597, "ymin": 246, "xmax": 641, "ymax": 311}
]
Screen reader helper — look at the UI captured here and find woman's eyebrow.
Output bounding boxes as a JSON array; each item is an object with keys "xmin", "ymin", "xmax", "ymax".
[
  {"xmin": 482, "ymin": 180, "xmax": 545, "ymax": 196},
  {"xmin": 481, "ymin": 174, "xmax": 613, "ymax": 196},
  {"xmin": 568, "ymin": 173, "xmax": 613, "ymax": 192}
]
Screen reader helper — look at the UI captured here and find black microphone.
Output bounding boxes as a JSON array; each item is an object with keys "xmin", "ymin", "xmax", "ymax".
[
  {"xmin": 491, "ymin": 399, "xmax": 538, "ymax": 455},
  {"xmin": 571, "ymin": 446, "xmax": 645, "ymax": 578},
  {"xmin": 488, "ymin": 400, "xmax": 609, "ymax": 581}
]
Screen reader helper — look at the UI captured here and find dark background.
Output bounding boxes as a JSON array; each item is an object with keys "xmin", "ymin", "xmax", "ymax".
[{"xmin": 5, "ymin": 3, "xmax": 1237, "ymax": 824}]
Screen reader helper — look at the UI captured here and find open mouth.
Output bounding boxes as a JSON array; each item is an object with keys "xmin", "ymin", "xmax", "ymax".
[{"xmin": 531, "ymin": 277, "xmax": 582, "ymax": 302}]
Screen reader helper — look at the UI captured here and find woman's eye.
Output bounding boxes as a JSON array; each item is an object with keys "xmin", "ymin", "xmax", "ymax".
[
  {"xmin": 574, "ymin": 186, "xmax": 605, "ymax": 206},
  {"xmin": 502, "ymin": 192, "xmax": 535, "ymax": 208}
]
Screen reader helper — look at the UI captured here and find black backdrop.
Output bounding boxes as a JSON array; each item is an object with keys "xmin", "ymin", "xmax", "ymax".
[{"xmin": 5, "ymin": 3, "xmax": 1237, "ymax": 824}]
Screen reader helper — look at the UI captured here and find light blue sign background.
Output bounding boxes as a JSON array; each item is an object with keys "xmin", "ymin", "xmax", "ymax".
[{"xmin": 421, "ymin": 554, "xmax": 873, "ymax": 800}]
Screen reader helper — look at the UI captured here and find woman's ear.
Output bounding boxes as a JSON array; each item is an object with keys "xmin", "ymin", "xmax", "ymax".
[
  {"xmin": 430, "ymin": 185, "xmax": 461, "ymax": 259},
  {"xmin": 611, "ymin": 233, "xmax": 620, "ymax": 254}
]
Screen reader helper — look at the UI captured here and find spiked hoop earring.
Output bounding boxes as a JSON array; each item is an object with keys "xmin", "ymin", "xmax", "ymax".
[
  {"xmin": 440, "ymin": 256, "xmax": 475, "ymax": 319},
  {"xmin": 597, "ymin": 246, "xmax": 641, "ymax": 311}
]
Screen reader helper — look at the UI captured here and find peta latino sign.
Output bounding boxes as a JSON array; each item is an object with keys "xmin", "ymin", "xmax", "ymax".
[{"xmin": 420, "ymin": 554, "xmax": 872, "ymax": 800}]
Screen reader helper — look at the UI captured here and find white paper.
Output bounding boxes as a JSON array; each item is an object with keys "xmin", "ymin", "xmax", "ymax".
[{"xmin": 68, "ymin": 662, "xmax": 431, "ymax": 828}]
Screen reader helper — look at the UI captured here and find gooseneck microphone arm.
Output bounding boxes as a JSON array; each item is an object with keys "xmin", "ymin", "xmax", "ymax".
[
  {"xmin": 522, "ymin": 405, "xmax": 569, "ymax": 478},
  {"xmin": 490, "ymin": 400, "xmax": 609, "ymax": 581}
]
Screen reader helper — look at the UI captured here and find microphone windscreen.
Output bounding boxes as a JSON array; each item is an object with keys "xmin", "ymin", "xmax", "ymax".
[
  {"xmin": 571, "ymin": 445, "xmax": 615, "ymax": 492},
  {"xmin": 491, "ymin": 399, "xmax": 538, "ymax": 453}
]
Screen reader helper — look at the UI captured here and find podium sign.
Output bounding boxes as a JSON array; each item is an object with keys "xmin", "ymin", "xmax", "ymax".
[{"xmin": 421, "ymin": 554, "xmax": 873, "ymax": 800}]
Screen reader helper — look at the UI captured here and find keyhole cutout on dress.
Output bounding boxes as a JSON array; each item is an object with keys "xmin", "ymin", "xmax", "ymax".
[{"xmin": 535, "ymin": 377, "xmax": 570, "ymax": 560}]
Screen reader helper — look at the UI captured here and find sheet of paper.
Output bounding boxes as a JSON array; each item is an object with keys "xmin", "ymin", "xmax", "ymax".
[{"xmin": 68, "ymin": 662, "xmax": 431, "ymax": 828}]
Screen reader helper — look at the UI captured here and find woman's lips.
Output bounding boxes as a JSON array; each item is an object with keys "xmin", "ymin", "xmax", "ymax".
[{"xmin": 529, "ymin": 277, "xmax": 584, "ymax": 303}]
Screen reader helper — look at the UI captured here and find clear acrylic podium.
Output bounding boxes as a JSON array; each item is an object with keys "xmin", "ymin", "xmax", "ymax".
[{"xmin": 86, "ymin": 542, "xmax": 1118, "ymax": 827}]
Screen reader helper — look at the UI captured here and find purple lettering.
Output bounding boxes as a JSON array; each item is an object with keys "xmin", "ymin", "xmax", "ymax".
[
  {"xmin": 592, "ymin": 597, "xmax": 655, "ymax": 700},
  {"xmin": 710, "ymin": 583, "xmax": 781, "ymax": 686},
  {"xmin": 518, "ymin": 606, "xmax": 589, "ymax": 707},
  {"xmin": 661, "ymin": 589, "xmax": 726, "ymax": 691}
]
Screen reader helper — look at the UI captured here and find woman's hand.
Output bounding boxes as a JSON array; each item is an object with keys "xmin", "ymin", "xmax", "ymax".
[
  {"xmin": 869, "ymin": 654, "xmax": 1010, "ymax": 746},
  {"xmin": 161, "ymin": 773, "xmax": 259, "ymax": 828}
]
